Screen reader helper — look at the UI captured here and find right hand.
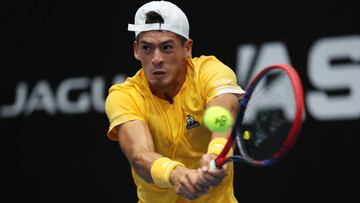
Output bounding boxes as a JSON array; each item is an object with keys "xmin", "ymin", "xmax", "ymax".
[
  {"xmin": 170, "ymin": 166, "xmax": 209, "ymax": 200},
  {"xmin": 197, "ymin": 154, "xmax": 228, "ymax": 187}
]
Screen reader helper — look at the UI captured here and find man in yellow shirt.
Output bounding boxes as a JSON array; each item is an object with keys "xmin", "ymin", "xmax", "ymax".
[{"xmin": 105, "ymin": 1, "xmax": 244, "ymax": 202}]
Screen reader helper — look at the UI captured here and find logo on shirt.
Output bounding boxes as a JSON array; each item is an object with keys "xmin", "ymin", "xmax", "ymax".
[{"xmin": 186, "ymin": 114, "xmax": 200, "ymax": 129}]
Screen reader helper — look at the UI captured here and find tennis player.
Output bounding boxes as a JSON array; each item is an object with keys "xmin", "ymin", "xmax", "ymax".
[{"xmin": 105, "ymin": 1, "xmax": 244, "ymax": 202}]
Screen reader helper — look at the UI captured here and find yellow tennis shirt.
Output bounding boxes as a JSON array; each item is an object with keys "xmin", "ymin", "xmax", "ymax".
[{"xmin": 105, "ymin": 55, "xmax": 244, "ymax": 203}]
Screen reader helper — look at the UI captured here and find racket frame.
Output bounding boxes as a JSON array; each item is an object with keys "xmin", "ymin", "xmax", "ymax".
[{"xmin": 213, "ymin": 64, "xmax": 305, "ymax": 168}]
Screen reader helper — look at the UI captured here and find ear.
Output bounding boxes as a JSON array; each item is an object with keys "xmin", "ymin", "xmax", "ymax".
[
  {"xmin": 133, "ymin": 40, "xmax": 140, "ymax": 60},
  {"xmin": 184, "ymin": 39, "xmax": 193, "ymax": 58}
]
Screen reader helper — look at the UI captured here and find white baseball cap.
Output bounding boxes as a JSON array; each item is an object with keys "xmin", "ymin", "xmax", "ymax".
[{"xmin": 127, "ymin": 1, "xmax": 190, "ymax": 39}]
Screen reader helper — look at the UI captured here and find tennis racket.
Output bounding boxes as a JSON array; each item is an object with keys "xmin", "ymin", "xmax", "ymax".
[{"xmin": 210, "ymin": 64, "xmax": 305, "ymax": 168}]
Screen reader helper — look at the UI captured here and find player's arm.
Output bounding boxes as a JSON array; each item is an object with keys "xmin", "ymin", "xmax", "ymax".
[
  {"xmin": 115, "ymin": 119, "xmax": 160, "ymax": 183},
  {"xmin": 115, "ymin": 120, "xmax": 208, "ymax": 199},
  {"xmin": 198, "ymin": 93, "xmax": 239, "ymax": 186}
]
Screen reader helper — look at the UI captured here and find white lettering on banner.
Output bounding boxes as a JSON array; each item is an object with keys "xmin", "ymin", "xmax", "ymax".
[
  {"xmin": 0, "ymin": 82, "xmax": 27, "ymax": 117},
  {"xmin": 25, "ymin": 80, "xmax": 57, "ymax": 115},
  {"xmin": 57, "ymin": 77, "xmax": 90, "ymax": 114},
  {"xmin": 236, "ymin": 35, "xmax": 360, "ymax": 121},
  {"xmin": 307, "ymin": 35, "xmax": 360, "ymax": 120},
  {"xmin": 91, "ymin": 77, "xmax": 106, "ymax": 113},
  {"xmin": 0, "ymin": 74, "xmax": 126, "ymax": 118},
  {"xmin": 1, "ymin": 35, "xmax": 359, "ymax": 120},
  {"xmin": 236, "ymin": 42, "xmax": 291, "ymax": 86},
  {"xmin": 236, "ymin": 42, "xmax": 295, "ymax": 122}
]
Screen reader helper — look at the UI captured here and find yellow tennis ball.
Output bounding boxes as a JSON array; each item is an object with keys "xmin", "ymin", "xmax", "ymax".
[
  {"xmin": 243, "ymin": 130, "xmax": 251, "ymax": 140},
  {"xmin": 203, "ymin": 106, "xmax": 233, "ymax": 132}
]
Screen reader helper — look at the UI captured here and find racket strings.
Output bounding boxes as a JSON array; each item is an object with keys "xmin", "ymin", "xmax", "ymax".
[
  {"xmin": 238, "ymin": 71, "xmax": 297, "ymax": 160},
  {"xmin": 244, "ymin": 71, "xmax": 294, "ymax": 121}
]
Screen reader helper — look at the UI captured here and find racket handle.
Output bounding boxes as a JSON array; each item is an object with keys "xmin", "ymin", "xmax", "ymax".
[
  {"xmin": 209, "ymin": 159, "xmax": 217, "ymax": 169},
  {"xmin": 210, "ymin": 157, "xmax": 230, "ymax": 169}
]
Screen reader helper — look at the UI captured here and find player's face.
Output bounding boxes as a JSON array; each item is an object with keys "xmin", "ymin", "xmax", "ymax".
[{"xmin": 134, "ymin": 31, "xmax": 192, "ymax": 89}]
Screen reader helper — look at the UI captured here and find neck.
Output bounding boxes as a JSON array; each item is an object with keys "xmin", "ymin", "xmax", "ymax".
[
  {"xmin": 150, "ymin": 79, "xmax": 184, "ymax": 104},
  {"xmin": 151, "ymin": 72, "xmax": 186, "ymax": 104}
]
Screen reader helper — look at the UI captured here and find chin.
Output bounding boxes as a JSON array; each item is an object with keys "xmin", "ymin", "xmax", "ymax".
[
  {"xmin": 153, "ymin": 82, "xmax": 169, "ymax": 88},
  {"xmin": 151, "ymin": 80, "xmax": 171, "ymax": 88}
]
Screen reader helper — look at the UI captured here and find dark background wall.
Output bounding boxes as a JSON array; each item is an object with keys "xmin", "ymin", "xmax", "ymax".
[{"xmin": 1, "ymin": 0, "xmax": 359, "ymax": 202}]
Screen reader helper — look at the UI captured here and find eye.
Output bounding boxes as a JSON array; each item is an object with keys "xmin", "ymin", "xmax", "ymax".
[
  {"xmin": 140, "ymin": 44, "xmax": 153, "ymax": 54},
  {"xmin": 161, "ymin": 44, "xmax": 174, "ymax": 52},
  {"xmin": 141, "ymin": 44, "xmax": 150, "ymax": 51}
]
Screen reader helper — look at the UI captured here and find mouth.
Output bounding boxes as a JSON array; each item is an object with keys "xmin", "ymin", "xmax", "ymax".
[{"xmin": 152, "ymin": 70, "xmax": 166, "ymax": 75}]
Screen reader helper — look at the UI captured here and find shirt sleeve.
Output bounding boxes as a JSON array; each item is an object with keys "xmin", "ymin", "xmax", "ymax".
[
  {"xmin": 105, "ymin": 84, "xmax": 145, "ymax": 141},
  {"xmin": 199, "ymin": 56, "xmax": 245, "ymax": 103}
]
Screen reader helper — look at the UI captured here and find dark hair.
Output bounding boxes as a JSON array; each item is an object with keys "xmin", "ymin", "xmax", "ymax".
[
  {"xmin": 137, "ymin": 11, "xmax": 187, "ymax": 44},
  {"xmin": 145, "ymin": 11, "xmax": 164, "ymax": 24}
]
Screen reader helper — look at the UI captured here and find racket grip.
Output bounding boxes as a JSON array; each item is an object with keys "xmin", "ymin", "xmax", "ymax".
[{"xmin": 209, "ymin": 159, "xmax": 217, "ymax": 169}]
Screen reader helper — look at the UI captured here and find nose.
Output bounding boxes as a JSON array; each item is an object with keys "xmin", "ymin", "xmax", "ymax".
[{"xmin": 152, "ymin": 48, "xmax": 163, "ymax": 66}]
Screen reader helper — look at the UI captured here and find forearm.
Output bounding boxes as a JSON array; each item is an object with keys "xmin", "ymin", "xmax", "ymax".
[
  {"xmin": 116, "ymin": 120, "xmax": 161, "ymax": 183},
  {"xmin": 124, "ymin": 141, "xmax": 187, "ymax": 187},
  {"xmin": 130, "ymin": 150, "xmax": 190, "ymax": 189},
  {"xmin": 197, "ymin": 94, "xmax": 237, "ymax": 188},
  {"xmin": 129, "ymin": 150, "xmax": 162, "ymax": 183}
]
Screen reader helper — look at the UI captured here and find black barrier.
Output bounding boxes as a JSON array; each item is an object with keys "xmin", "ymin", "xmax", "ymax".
[{"xmin": 1, "ymin": 1, "xmax": 359, "ymax": 202}]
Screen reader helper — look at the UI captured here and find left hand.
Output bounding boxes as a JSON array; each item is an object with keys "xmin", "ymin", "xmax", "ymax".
[
  {"xmin": 170, "ymin": 166, "xmax": 209, "ymax": 200},
  {"xmin": 197, "ymin": 154, "xmax": 228, "ymax": 187}
]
